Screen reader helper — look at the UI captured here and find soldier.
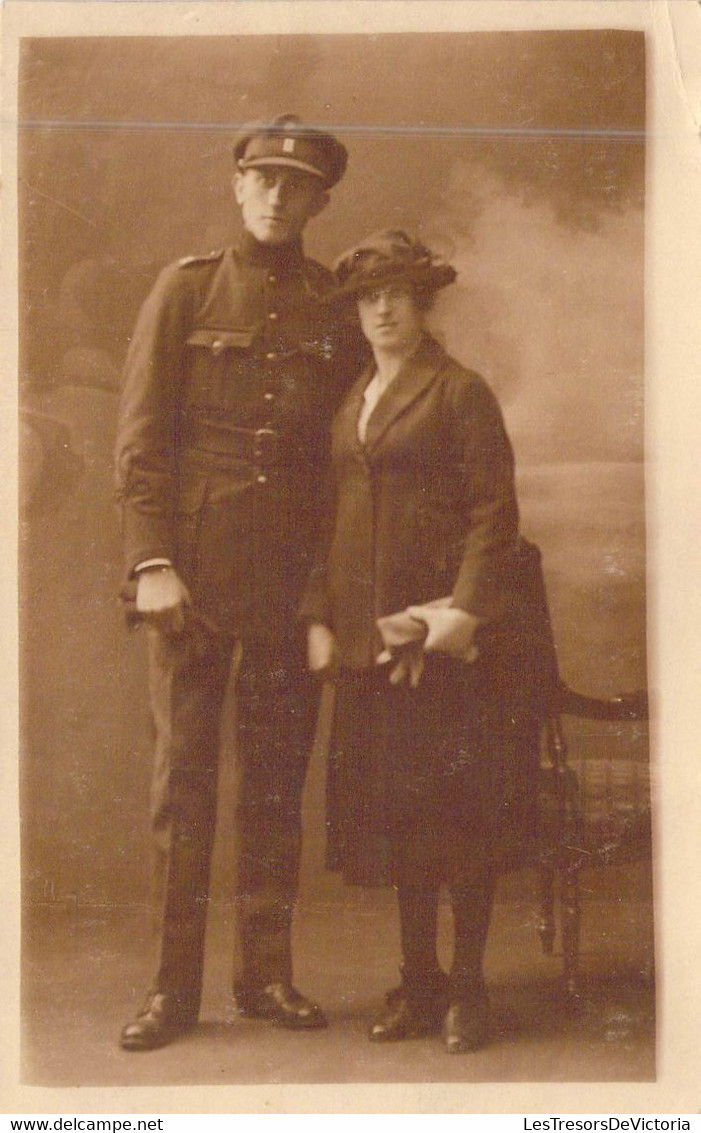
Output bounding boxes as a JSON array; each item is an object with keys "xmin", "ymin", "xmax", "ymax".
[{"xmin": 115, "ymin": 115, "xmax": 351, "ymax": 1051}]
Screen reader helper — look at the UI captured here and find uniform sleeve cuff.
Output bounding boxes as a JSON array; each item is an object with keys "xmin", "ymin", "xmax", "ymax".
[{"xmin": 134, "ymin": 558, "xmax": 173, "ymax": 572}]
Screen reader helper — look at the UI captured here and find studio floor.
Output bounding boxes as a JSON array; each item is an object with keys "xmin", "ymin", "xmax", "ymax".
[{"xmin": 21, "ymin": 859, "xmax": 655, "ymax": 1089}]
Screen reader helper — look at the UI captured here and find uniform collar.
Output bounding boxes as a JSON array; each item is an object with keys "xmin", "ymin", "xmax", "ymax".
[{"xmin": 237, "ymin": 229, "xmax": 305, "ymax": 272}]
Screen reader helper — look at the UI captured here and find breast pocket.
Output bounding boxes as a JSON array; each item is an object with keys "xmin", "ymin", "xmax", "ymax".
[
  {"xmin": 186, "ymin": 328, "xmax": 257, "ymax": 352},
  {"xmin": 185, "ymin": 327, "xmax": 259, "ymax": 405}
]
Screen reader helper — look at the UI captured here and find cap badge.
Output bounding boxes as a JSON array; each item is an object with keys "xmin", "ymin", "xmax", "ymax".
[{"xmin": 282, "ymin": 137, "xmax": 296, "ymax": 154}]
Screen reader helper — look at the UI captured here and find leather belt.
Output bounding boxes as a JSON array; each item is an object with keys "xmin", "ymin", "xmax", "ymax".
[{"xmin": 184, "ymin": 421, "xmax": 280, "ymax": 465}]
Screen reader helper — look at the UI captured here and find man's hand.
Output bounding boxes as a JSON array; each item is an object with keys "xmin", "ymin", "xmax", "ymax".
[
  {"xmin": 405, "ymin": 605, "xmax": 480, "ymax": 662},
  {"xmin": 307, "ymin": 623, "xmax": 337, "ymax": 679},
  {"xmin": 136, "ymin": 566, "xmax": 191, "ymax": 635}
]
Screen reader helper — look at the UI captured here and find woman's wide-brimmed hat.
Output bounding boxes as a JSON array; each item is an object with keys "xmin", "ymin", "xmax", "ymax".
[{"xmin": 329, "ymin": 229, "xmax": 457, "ymax": 303}]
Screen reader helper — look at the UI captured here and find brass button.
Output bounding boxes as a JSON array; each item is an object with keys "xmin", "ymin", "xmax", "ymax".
[
  {"xmin": 211, "ymin": 339, "xmax": 224, "ymax": 356},
  {"xmin": 257, "ymin": 474, "xmax": 268, "ymax": 484},
  {"xmin": 268, "ymin": 311, "xmax": 278, "ymax": 321},
  {"xmin": 266, "ymin": 352, "xmax": 277, "ymax": 360},
  {"xmin": 268, "ymin": 274, "xmax": 277, "ymax": 284},
  {"xmin": 264, "ymin": 392, "xmax": 274, "ymax": 402}
]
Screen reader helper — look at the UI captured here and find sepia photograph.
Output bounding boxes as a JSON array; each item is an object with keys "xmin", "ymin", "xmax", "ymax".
[{"xmin": 3, "ymin": 0, "xmax": 701, "ymax": 1116}]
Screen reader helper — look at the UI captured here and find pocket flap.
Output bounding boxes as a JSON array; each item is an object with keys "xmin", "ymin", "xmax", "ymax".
[{"xmin": 186, "ymin": 327, "xmax": 256, "ymax": 352}]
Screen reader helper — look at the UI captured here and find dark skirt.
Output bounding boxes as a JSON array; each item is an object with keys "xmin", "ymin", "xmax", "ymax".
[{"xmin": 326, "ymin": 654, "xmax": 541, "ymax": 887}]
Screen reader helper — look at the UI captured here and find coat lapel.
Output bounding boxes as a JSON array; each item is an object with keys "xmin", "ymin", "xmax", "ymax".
[
  {"xmin": 362, "ymin": 335, "xmax": 445, "ymax": 455},
  {"xmin": 335, "ymin": 360, "xmax": 375, "ymax": 458}
]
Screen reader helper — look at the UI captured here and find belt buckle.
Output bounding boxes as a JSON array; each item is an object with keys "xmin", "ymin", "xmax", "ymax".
[{"xmin": 253, "ymin": 427, "xmax": 278, "ymax": 466}]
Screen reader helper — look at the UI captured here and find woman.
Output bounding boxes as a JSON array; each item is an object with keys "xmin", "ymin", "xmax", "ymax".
[{"xmin": 301, "ymin": 230, "xmax": 539, "ymax": 1053}]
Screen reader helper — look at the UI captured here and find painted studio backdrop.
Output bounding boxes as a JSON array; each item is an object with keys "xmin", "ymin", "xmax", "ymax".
[{"xmin": 19, "ymin": 30, "xmax": 651, "ymax": 1079}]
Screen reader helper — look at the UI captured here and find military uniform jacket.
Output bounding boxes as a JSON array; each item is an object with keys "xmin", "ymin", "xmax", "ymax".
[
  {"xmin": 115, "ymin": 234, "xmax": 352, "ymax": 636},
  {"xmin": 300, "ymin": 334, "xmax": 521, "ymax": 668}
]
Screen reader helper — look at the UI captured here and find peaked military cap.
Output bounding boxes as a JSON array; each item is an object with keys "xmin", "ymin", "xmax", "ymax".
[
  {"xmin": 330, "ymin": 229, "xmax": 457, "ymax": 302},
  {"xmin": 233, "ymin": 113, "xmax": 348, "ymax": 188}
]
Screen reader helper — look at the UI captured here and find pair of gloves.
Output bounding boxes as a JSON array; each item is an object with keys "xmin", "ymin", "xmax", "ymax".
[{"xmin": 308, "ymin": 599, "xmax": 480, "ymax": 688}]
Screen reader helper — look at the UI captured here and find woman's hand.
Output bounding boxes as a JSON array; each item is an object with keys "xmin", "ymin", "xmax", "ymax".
[
  {"xmin": 405, "ymin": 605, "xmax": 480, "ymax": 662},
  {"xmin": 378, "ymin": 642, "xmax": 425, "ymax": 688},
  {"xmin": 307, "ymin": 623, "xmax": 337, "ymax": 679}
]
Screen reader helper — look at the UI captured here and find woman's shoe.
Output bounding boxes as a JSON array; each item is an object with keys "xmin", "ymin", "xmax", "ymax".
[
  {"xmin": 441, "ymin": 999, "xmax": 490, "ymax": 1053},
  {"xmin": 385, "ymin": 966, "xmax": 449, "ymax": 1007},
  {"xmin": 366, "ymin": 992, "xmax": 443, "ymax": 1042}
]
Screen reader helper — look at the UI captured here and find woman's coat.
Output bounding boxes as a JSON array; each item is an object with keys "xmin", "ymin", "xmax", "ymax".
[{"xmin": 301, "ymin": 333, "xmax": 520, "ymax": 669}]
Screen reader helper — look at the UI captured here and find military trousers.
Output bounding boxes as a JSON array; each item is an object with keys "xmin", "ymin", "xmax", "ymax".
[{"xmin": 146, "ymin": 620, "xmax": 320, "ymax": 1021}]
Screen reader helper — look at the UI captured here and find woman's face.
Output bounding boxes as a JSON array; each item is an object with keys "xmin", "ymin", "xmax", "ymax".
[{"xmin": 357, "ymin": 283, "xmax": 425, "ymax": 354}]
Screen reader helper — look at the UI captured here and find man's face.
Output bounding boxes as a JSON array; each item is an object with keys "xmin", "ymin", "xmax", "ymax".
[{"xmin": 233, "ymin": 167, "xmax": 329, "ymax": 245}]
